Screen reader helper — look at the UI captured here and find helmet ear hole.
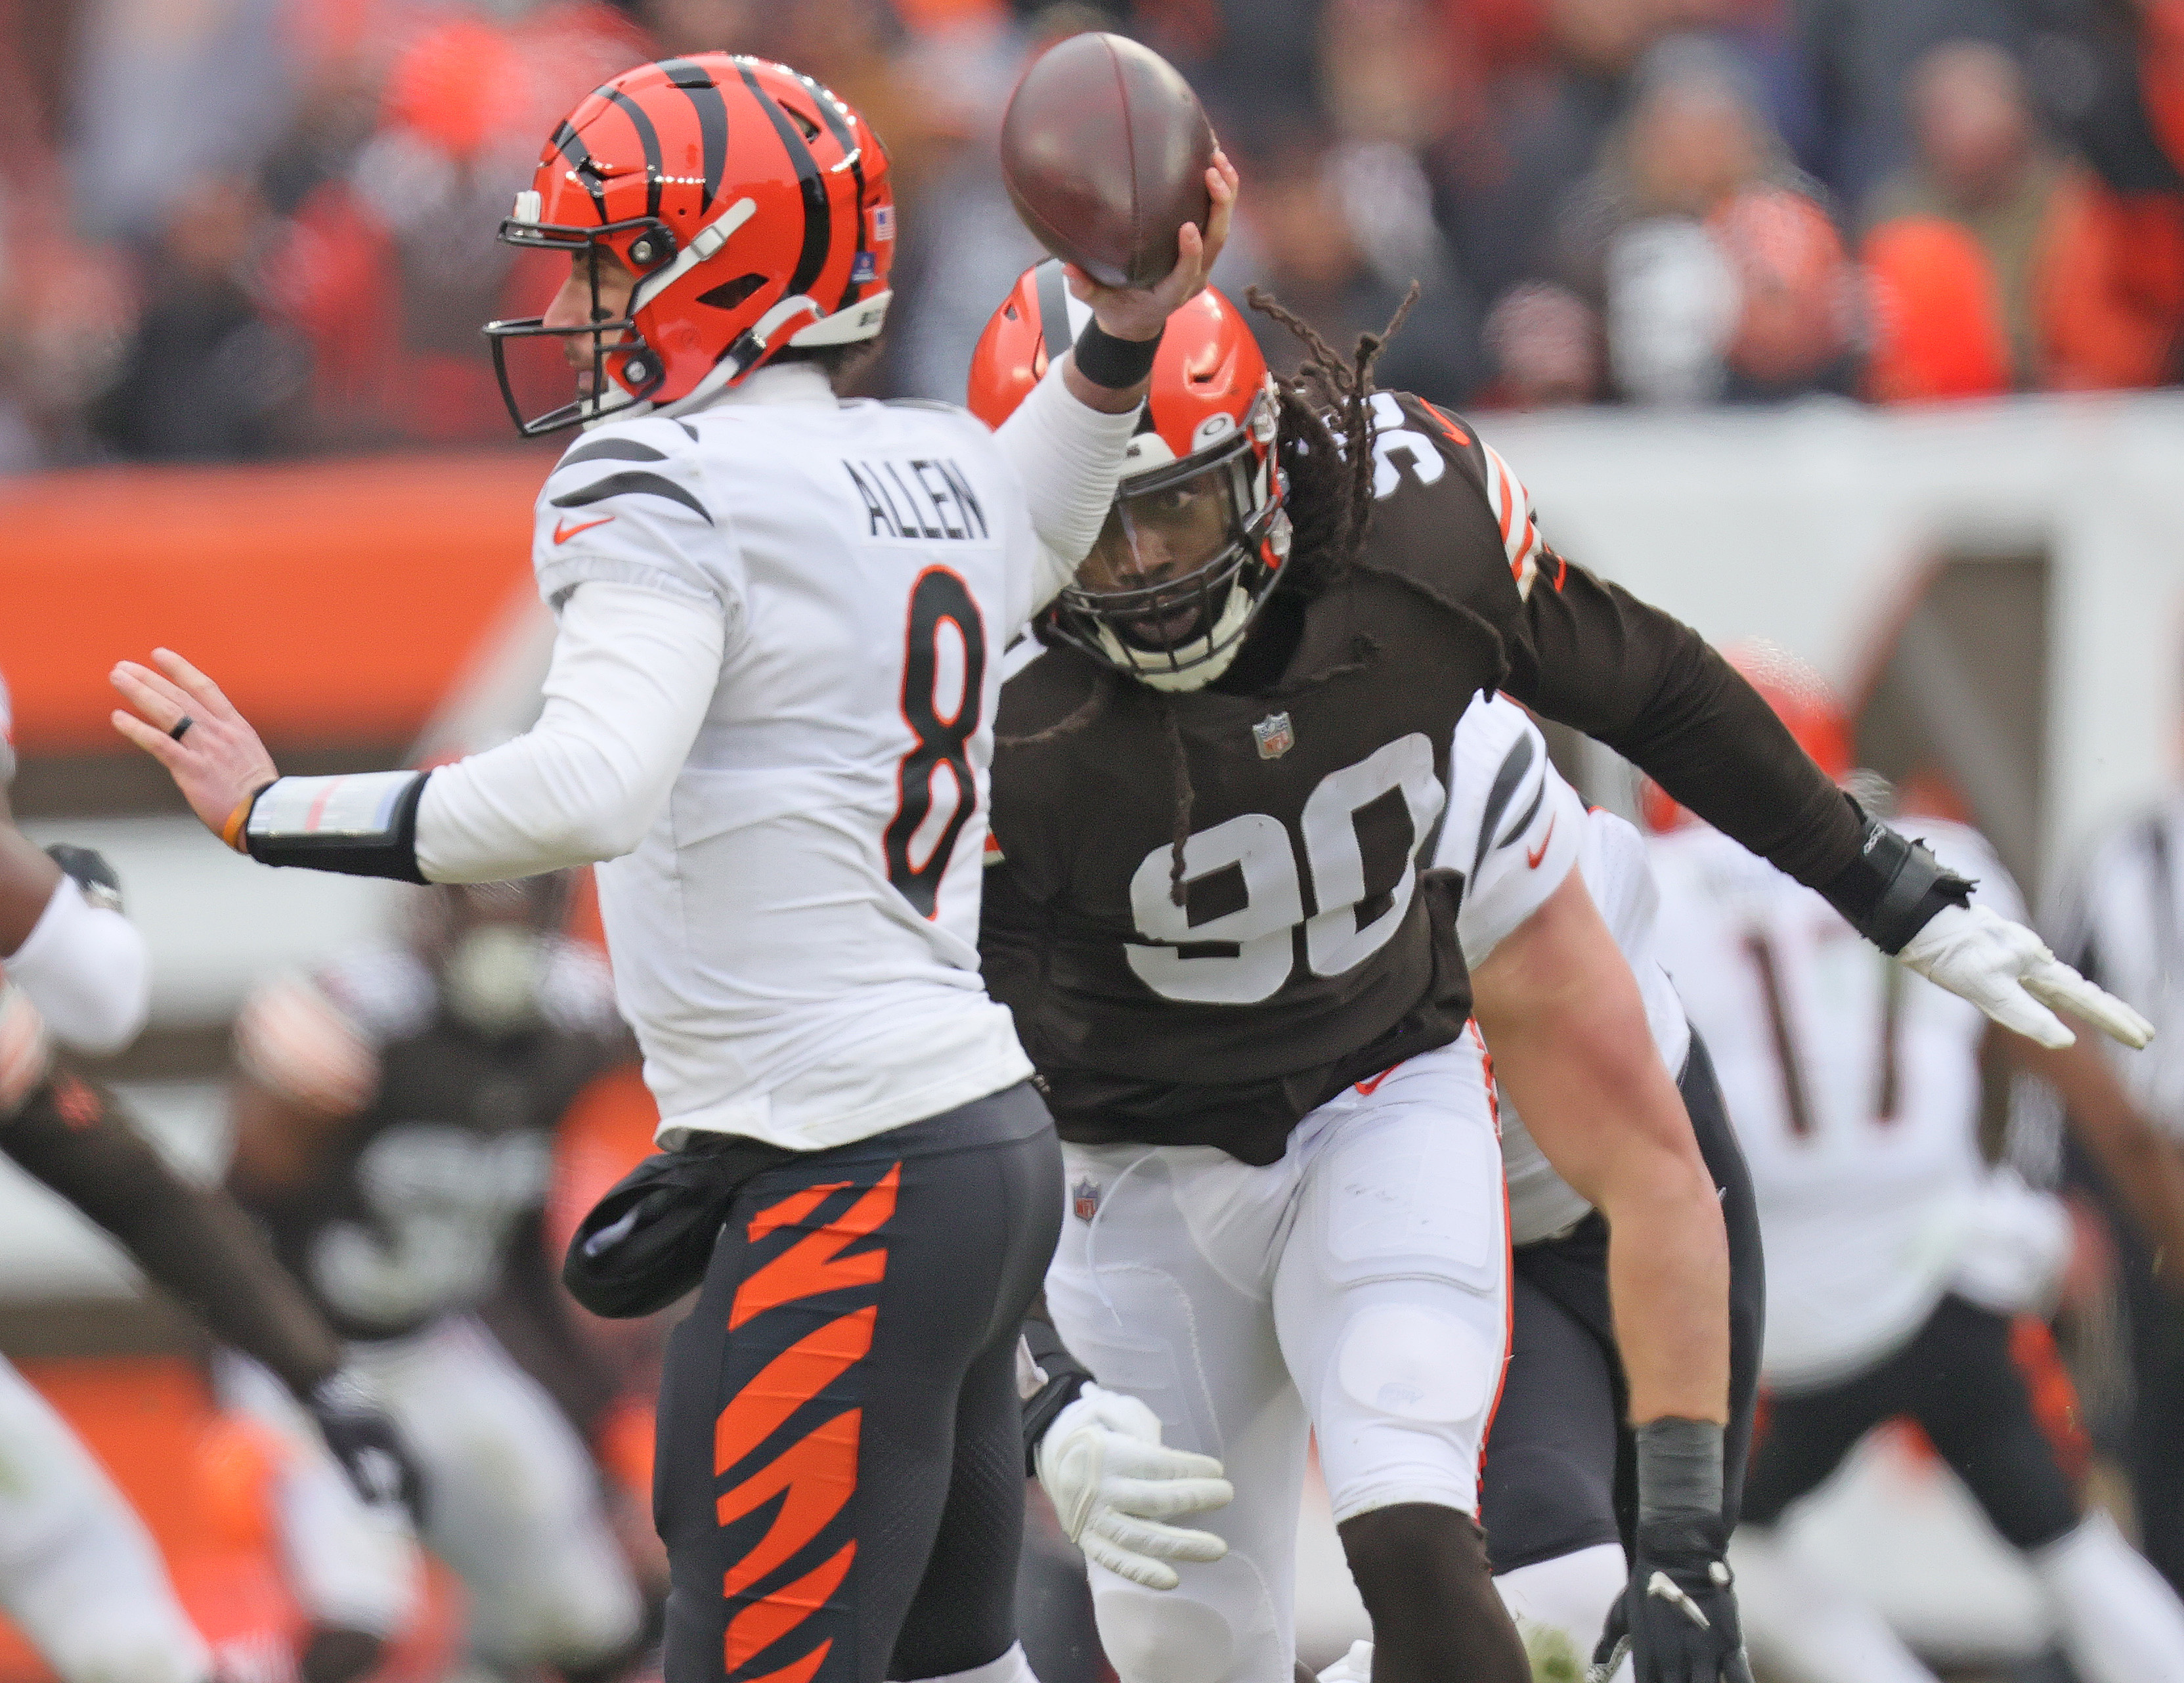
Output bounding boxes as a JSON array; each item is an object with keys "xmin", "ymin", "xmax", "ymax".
[{"xmin": 698, "ymin": 273, "xmax": 769, "ymax": 311}]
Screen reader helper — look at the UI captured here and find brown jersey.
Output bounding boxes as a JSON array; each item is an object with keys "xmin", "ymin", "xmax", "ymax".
[
  {"xmin": 984, "ymin": 391, "xmax": 1866, "ymax": 1163},
  {"xmin": 986, "ymin": 571, "xmax": 1500, "ymax": 1164},
  {"xmin": 240, "ymin": 940, "xmax": 626, "ymax": 1341}
]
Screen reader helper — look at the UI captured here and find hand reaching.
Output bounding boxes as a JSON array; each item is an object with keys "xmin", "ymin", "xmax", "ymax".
[{"xmin": 110, "ymin": 649, "xmax": 278, "ymax": 850}]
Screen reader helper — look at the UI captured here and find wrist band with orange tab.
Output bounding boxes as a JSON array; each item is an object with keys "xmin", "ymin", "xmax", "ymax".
[
  {"xmin": 240, "ymin": 771, "xmax": 430, "ymax": 883},
  {"xmin": 222, "ymin": 784, "xmax": 273, "ymax": 853}
]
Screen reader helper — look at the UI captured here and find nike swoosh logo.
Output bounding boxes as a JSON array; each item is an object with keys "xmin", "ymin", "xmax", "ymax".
[
  {"xmin": 1525, "ymin": 814, "xmax": 1557, "ymax": 869},
  {"xmin": 553, "ymin": 515, "xmax": 615, "ymax": 544}
]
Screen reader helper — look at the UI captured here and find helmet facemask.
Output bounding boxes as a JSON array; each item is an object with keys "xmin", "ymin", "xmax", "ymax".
[
  {"xmin": 1048, "ymin": 396, "xmax": 1288, "ymax": 691},
  {"xmin": 486, "ymin": 204, "xmax": 678, "ymax": 436}
]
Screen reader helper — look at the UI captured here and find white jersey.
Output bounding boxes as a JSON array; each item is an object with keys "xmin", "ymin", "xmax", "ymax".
[
  {"xmin": 1648, "ymin": 815, "xmax": 2030, "ymax": 1388},
  {"xmin": 2049, "ymin": 789, "xmax": 2184, "ymax": 1143},
  {"xmin": 1439, "ymin": 694, "xmax": 1690, "ymax": 1244},
  {"xmin": 534, "ymin": 368, "xmax": 1066, "ymax": 1151}
]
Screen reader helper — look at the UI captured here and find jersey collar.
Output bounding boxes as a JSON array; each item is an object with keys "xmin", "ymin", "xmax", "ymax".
[{"xmin": 684, "ymin": 361, "xmax": 839, "ymax": 414}]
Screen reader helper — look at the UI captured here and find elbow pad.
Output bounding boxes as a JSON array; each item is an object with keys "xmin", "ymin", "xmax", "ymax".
[
  {"xmin": 1818, "ymin": 797, "xmax": 1974, "ymax": 955},
  {"xmin": 3, "ymin": 876, "xmax": 151, "ymax": 1055}
]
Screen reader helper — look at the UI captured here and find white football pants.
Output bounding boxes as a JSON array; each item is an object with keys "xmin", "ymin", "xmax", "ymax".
[
  {"xmin": 0, "ymin": 1355, "xmax": 211, "ymax": 1683},
  {"xmin": 1047, "ymin": 1035, "xmax": 1510, "ymax": 1683},
  {"xmin": 221, "ymin": 1313, "xmax": 642, "ymax": 1666}
]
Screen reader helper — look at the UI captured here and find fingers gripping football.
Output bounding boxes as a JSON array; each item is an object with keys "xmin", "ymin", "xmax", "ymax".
[
  {"xmin": 1065, "ymin": 152, "xmax": 1240, "ymax": 343},
  {"xmin": 1897, "ymin": 903, "xmax": 2154, "ymax": 1051},
  {"xmin": 1036, "ymin": 1383, "xmax": 1233, "ymax": 1590}
]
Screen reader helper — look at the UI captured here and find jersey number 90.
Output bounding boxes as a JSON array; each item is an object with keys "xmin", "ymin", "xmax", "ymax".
[
  {"xmin": 886, "ymin": 568, "xmax": 988, "ymax": 919},
  {"xmin": 1125, "ymin": 733, "xmax": 1446, "ymax": 1005}
]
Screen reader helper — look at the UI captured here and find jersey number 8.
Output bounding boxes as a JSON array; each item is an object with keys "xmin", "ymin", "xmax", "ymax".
[
  {"xmin": 886, "ymin": 568, "xmax": 988, "ymax": 919},
  {"xmin": 1125, "ymin": 733, "xmax": 1446, "ymax": 1005}
]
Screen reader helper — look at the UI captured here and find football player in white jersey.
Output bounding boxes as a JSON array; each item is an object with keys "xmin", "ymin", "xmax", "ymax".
[
  {"xmin": 1, "ymin": 668, "xmax": 418, "ymax": 1683},
  {"xmin": 1644, "ymin": 647, "xmax": 2184, "ymax": 1683},
  {"xmin": 110, "ymin": 53, "xmax": 1234, "ymax": 1683},
  {"xmin": 2046, "ymin": 775, "xmax": 2184, "ymax": 1597}
]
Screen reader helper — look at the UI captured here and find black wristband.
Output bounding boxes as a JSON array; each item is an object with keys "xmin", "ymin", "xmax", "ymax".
[
  {"xmin": 245, "ymin": 770, "xmax": 431, "ymax": 883},
  {"xmin": 1020, "ymin": 1310, "xmax": 1095, "ymax": 1473},
  {"xmin": 1072, "ymin": 318, "xmax": 1163, "ymax": 389},
  {"xmin": 1817, "ymin": 794, "xmax": 1974, "ymax": 954},
  {"xmin": 1634, "ymin": 1416, "xmax": 1724, "ymax": 1525}
]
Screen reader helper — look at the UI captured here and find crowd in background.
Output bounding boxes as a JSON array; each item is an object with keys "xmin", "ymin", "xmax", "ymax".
[{"xmin": 0, "ymin": 0, "xmax": 2180, "ymax": 468}]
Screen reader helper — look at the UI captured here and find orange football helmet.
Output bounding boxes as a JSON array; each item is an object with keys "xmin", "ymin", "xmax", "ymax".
[
  {"xmin": 486, "ymin": 55, "xmax": 894, "ymax": 435},
  {"xmin": 968, "ymin": 261, "xmax": 1287, "ymax": 689},
  {"xmin": 1642, "ymin": 639, "xmax": 1854, "ymax": 832}
]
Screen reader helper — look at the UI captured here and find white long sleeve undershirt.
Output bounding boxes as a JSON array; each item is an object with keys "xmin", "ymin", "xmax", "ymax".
[
  {"xmin": 414, "ymin": 582, "xmax": 724, "ymax": 883},
  {"xmin": 991, "ymin": 357, "xmax": 1143, "ymax": 613}
]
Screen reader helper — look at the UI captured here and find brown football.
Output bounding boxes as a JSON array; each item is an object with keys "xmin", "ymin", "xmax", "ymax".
[{"xmin": 999, "ymin": 32, "xmax": 1216, "ymax": 290}]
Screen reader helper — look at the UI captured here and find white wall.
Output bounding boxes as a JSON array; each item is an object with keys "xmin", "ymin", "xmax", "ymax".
[{"xmin": 1481, "ymin": 391, "xmax": 2184, "ymax": 873}]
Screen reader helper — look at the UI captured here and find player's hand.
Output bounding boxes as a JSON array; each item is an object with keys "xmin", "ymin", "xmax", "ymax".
[
  {"xmin": 110, "ymin": 649, "xmax": 279, "ymax": 852},
  {"xmin": 1066, "ymin": 150, "xmax": 1239, "ymax": 341},
  {"xmin": 1898, "ymin": 902, "xmax": 2154, "ymax": 1052},
  {"xmin": 1592, "ymin": 1515, "xmax": 1752, "ymax": 1683},
  {"xmin": 1036, "ymin": 1382, "xmax": 1232, "ymax": 1590},
  {"xmin": 305, "ymin": 1368, "xmax": 427, "ymax": 1529}
]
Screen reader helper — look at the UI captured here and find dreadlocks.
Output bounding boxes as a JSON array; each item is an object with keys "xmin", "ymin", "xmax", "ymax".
[
  {"xmin": 1245, "ymin": 282, "xmax": 1419, "ymax": 594},
  {"xmin": 1000, "ymin": 285, "xmax": 1426, "ymax": 909}
]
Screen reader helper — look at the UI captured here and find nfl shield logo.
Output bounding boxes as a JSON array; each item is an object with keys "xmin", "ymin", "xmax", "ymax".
[
  {"xmin": 1072, "ymin": 1177, "xmax": 1101, "ymax": 1221},
  {"xmin": 1252, "ymin": 712, "xmax": 1295, "ymax": 759}
]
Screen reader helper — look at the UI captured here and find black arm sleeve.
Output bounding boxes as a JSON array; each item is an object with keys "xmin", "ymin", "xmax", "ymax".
[
  {"xmin": 4, "ymin": 1076, "xmax": 343, "ymax": 1395},
  {"xmin": 1508, "ymin": 564, "xmax": 1972, "ymax": 950},
  {"xmin": 1019, "ymin": 1290, "xmax": 1094, "ymax": 1473},
  {"xmin": 1506, "ymin": 561, "xmax": 1866, "ymax": 890}
]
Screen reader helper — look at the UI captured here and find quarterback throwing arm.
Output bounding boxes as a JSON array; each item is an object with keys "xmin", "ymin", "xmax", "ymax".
[{"xmin": 1366, "ymin": 390, "xmax": 2149, "ymax": 1056}]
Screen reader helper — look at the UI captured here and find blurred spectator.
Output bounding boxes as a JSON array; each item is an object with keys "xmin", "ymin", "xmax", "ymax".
[
  {"xmin": 1431, "ymin": 0, "xmax": 1661, "ymax": 328},
  {"xmin": 1479, "ymin": 278, "xmax": 1602, "ymax": 406},
  {"xmin": 1862, "ymin": 35, "xmax": 2184, "ymax": 400},
  {"xmin": 265, "ymin": 3, "xmax": 649, "ymax": 447},
  {"xmin": 2022, "ymin": 0, "xmax": 2184, "ymax": 389},
  {"xmin": 1136, "ymin": 0, "xmax": 1324, "ymax": 140},
  {"xmin": 1796, "ymin": 0, "xmax": 2017, "ymax": 212},
  {"xmin": 70, "ymin": 0, "xmax": 296, "ymax": 244},
  {"xmin": 1862, "ymin": 41, "xmax": 2047, "ymax": 399},
  {"xmin": 1562, "ymin": 37, "xmax": 1856, "ymax": 401},
  {"xmin": 1242, "ymin": 121, "xmax": 1485, "ymax": 403},
  {"xmin": 94, "ymin": 175, "xmax": 310, "ymax": 460}
]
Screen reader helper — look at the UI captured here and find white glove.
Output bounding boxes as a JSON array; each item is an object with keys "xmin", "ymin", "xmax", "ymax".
[
  {"xmin": 1036, "ymin": 1382, "xmax": 1233, "ymax": 1590},
  {"xmin": 1317, "ymin": 1640, "xmax": 1374, "ymax": 1683},
  {"xmin": 1897, "ymin": 902, "xmax": 2154, "ymax": 1051},
  {"xmin": 1952, "ymin": 1169, "xmax": 2073, "ymax": 1316}
]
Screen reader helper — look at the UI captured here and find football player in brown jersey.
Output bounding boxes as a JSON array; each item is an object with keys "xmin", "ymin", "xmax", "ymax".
[
  {"xmin": 219, "ymin": 874, "xmax": 647, "ymax": 1680},
  {"xmin": 966, "ymin": 265, "xmax": 2151, "ymax": 1683},
  {"xmin": 0, "ymin": 676, "xmax": 418, "ymax": 1683}
]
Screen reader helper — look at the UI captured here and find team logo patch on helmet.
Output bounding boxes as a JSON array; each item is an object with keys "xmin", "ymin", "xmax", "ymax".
[
  {"xmin": 1252, "ymin": 712, "xmax": 1295, "ymax": 760},
  {"xmin": 1072, "ymin": 1177, "xmax": 1101, "ymax": 1221}
]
